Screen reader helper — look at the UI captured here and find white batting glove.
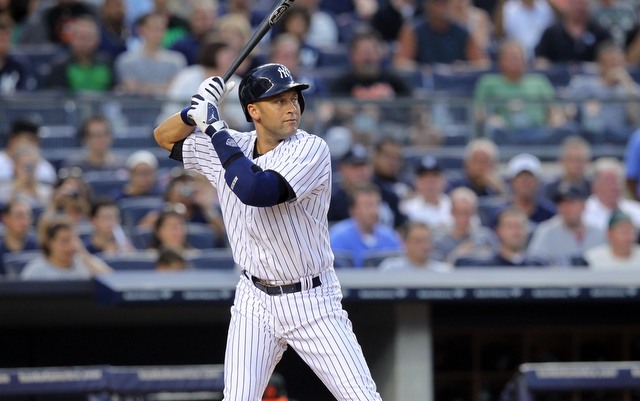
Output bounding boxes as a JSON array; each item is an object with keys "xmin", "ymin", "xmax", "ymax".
[
  {"xmin": 198, "ymin": 76, "xmax": 236, "ymax": 105},
  {"xmin": 187, "ymin": 94, "xmax": 228, "ymax": 137}
]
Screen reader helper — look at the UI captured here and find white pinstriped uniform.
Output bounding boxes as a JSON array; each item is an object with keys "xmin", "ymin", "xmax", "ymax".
[{"xmin": 182, "ymin": 127, "xmax": 382, "ymax": 401}]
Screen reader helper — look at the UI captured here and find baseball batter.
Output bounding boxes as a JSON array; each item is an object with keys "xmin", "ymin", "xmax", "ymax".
[{"xmin": 154, "ymin": 63, "xmax": 382, "ymax": 401}]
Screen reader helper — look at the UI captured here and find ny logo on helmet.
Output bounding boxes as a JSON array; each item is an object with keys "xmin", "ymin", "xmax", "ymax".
[{"xmin": 277, "ymin": 66, "xmax": 291, "ymax": 79}]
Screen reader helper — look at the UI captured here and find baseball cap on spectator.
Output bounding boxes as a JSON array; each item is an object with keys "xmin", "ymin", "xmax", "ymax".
[
  {"xmin": 416, "ymin": 155, "xmax": 441, "ymax": 175},
  {"xmin": 506, "ymin": 153, "xmax": 541, "ymax": 179},
  {"xmin": 126, "ymin": 150, "xmax": 158, "ymax": 170},
  {"xmin": 608, "ymin": 209, "xmax": 633, "ymax": 229},
  {"xmin": 341, "ymin": 144, "xmax": 369, "ymax": 165},
  {"xmin": 552, "ymin": 183, "xmax": 589, "ymax": 204}
]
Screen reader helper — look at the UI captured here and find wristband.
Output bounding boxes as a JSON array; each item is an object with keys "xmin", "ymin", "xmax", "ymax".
[{"xmin": 180, "ymin": 106, "xmax": 195, "ymax": 126}]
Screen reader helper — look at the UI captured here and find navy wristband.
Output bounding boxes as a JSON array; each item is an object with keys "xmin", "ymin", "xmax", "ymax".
[{"xmin": 180, "ymin": 106, "xmax": 194, "ymax": 126}]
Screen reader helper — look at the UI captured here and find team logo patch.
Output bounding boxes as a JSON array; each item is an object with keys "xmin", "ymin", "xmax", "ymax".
[
  {"xmin": 277, "ymin": 65, "xmax": 291, "ymax": 79},
  {"xmin": 206, "ymin": 103, "xmax": 219, "ymax": 124},
  {"xmin": 226, "ymin": 138, "xmax": 239, "ymax": 147}
]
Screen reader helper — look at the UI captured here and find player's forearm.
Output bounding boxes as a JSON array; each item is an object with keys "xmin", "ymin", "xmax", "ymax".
[{"xmin": 154, "ymin": 112, "xmax": 195, "ymax": 151}]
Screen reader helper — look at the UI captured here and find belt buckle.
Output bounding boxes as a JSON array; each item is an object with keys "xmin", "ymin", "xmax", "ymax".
[{"xmin": 258, "ymin": 279, "xmax": 284, "ymax": 295}]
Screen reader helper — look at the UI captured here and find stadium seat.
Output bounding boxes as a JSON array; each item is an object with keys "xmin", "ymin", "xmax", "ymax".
[
  {"xmin": 362, "ymin": 249, "xmax": 405, "ymax": 268},
  {"xmin": 85, "ymin": 176, "xmax": 128, "ymax": 198},
  {"xmin": 112, "ymin": 125, "xmax": 157, "ymax": 149},
  {"xmin": 100, "ymin": 252, "xmax": 157, "ymax": 271},
  {"xmin": 117, "ymin": 196, "xmax": 164, "ymax": 232},
  {"xmin": 130, "ymin": 223, "xmax": 217, "ymax": 250},
  {"xmin": 333, "ymin": 250, "xmax": 355, "ymax": 268},
  {"xmin": 38, "ymin": 125, "xmax": 80, "ymax": 149},
  {"xmin": 3, "ymin": 250, "xmax": 42, "ymax": 278},
  {"xmin": 187, "ymin": 249, "xmax": 236, "ymax": 270}
]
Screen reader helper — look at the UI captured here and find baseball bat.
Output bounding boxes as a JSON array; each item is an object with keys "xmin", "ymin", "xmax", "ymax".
[{"xmin": 222, "ymin": 0, "xmax": 296, "ymax": 82}]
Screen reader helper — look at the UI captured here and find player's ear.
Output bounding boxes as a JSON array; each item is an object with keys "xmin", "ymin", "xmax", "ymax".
[{"xmin": 247, "ymin": 104, "xmax": 260, "ymax": 122}]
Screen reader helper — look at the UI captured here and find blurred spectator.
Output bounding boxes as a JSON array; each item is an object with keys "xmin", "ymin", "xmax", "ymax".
[
  {"xmin": 371, "ymin": 0, "xmax": 423, "ymax": 43},
  {"xmin": 401, "ymin": 155, "xmax": 452, "ymax": 229},
  {"xmin": 155, "ymin": 247, "xmax": 188, "ymax": 271},
  {"xmin": 329, "ymin": 183, "xmax": 403, "ymax": 268},
  {"xmin": 534, "ymin": 0, "xmax": 611, "ymax": 66},
  {"xmin": 147, "ymin": 0, "xmax": 190, "ymax": 48},
  {"xmin": 0, "ymin": 197, "xmax": 38, "ymax": 276},
  {"xmin": 149, "ymin": 208, "xmax": 197, "ymax": 256},
  {"xmin": 565, "ymin": 42, "xmax": 640, "ymax": 144},
  {"xmin": 449, "ymin": 0, "xmax": 493, "ymax": 52},
  {"xmin": 329, "ymin": 27, "xmax": 412, "ymax": 99},
  {"xmin": 527, "ymin": 183, "xmax": 605, "ymax": 266},
  {"xmin": 544, "ymin": 135, "xmax": 592, "ymax": 202},
  {"xmin": 268, "ymin": 33, "xmax": 323, "ymax": 97},
  {"xmin": 44, "ymin": 15, "xmax": 114, "ymax": 92},
  {"xmin": 432, "ymin": 186, "xmax": 498, "ymax": 263},
  {"xmin": 584, "ymin": 209, "xmax": 640, "ymax": 269},
  {"xmin": 113, "ymin": 150, "xmax": 162, "ymax": 200},
  {"xmin": 61, "ymin": 114, "xmax": 126, "ymax": 174},
  {"xmin": 625, "ymin": 128, "xmax": 640, "ymax": 201},
  {"xmin": 169, "ymin": 0, "xmax": 217, "ymax": 65},
  {"xmin": 274, "ymin": 6, "xmax": 320, "ymax": 68},
  {"xmin": 0, "ymin": 15, "xmax": 36, "ymax": 93},
  {"xmin": 583, "ymin": 157, "xmax": 640, "ymax": 230},
  {"xmin": 488, "ymin": 153, "xmax": 556, "ymax": 231},
  {"xmin": 328, "ymin": 144, "xmax": 406, "ymax": 228},
  {"xmin": 0, "ymin": 144, "xmax": 53, "ymax": 209},
  {"xmin": 379, "ymin": 220, "xmax": 452, "ymax": 271},
  {"xmin": 0, "ymin": 119, "xmax": 57, "ymax": 184},
  {"xmin": 455, "ymin": 207, "xmax": 548, "ymax": 267},
  {"xmin": 46, "ymin": 169, "xmax": 93, "ymax": 225},
  {"xmin": 216, "ymin": 13, "xmax": 258, "ymax": 76},
  {"xmin": 447, "ymin": 138, "xmax": 507, "ymax": 197},
  {"xmin": 295, "ymin": 0, "xmax": 339, "ymax": 49},
  {"xmin": 160, "ymin": 39, "xmax": 245, "ymax": 129},
  {"xmin": 394, "ymin": 0, "xmax": 489, "ymax": 68},
  {"xmin": 21, "ymin": 214, "xmax": 112, "ymax": 280},
  {"xmin": 20, "ymin": 0, "xmax": 97, "ymax": 45},
  {"xmin": 474, "ymin": 40, "xmax": 572, "ymax": 145},
  {"xmin": 97, "ymin": 0, "xmax": 129, "ymax": 60},
  {"xmin": 591, "ymin": 0, "xmax": 637, "ymax": 51},
  {"xmin": 139, "ymin": 170, "xmax": 225, "ymax": 247},
  {"xmin": 371, "ymin": 137, "xmax": 412, "ymax": 202},
  {"xmin": 115, "ymin": 11, "xmax": 187, "ymax": 96},
  {"xmin": 84, "ymin": 197, "xmax": 134, "ymax": 255},
  {"xmin": 496, "ymin": 0, "xmax": 555, "ymax": 60}
]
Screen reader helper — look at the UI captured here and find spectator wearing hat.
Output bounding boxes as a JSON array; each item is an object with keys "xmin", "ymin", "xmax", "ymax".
[
  {"xmin": 487, "ymin": 153, "xmax": 556, "ymax": 232},
  {"xmin": 379, "ymin": 221, "xmax": 452, "ymax": 271},
  {"xmin": 0, "ymin": 119, "xmax": 57, "ymax": 185},
  {"xmin": 583, "ymin": 210, "xmax": 640, "ymax": 270},
  {"xmin": 328, "ymin": 144, "xmax": 406, "ymax": 228},
  {"xmin": 401, "ymin": 155, "xmax": 452, "ymax": 230},
  {"xmin": 527, "ymin": 183, "xmax": 606, "ymax": 266},
  {"xmin": 112, "ymin": 150, "xmax": 162, "ymax": 201},
  {"xmin": 330, "ymin": 183, "xmax": 403, "ymax": 268}
]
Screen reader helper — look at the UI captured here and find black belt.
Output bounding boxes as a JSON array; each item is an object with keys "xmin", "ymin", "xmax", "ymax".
[{"xmin": 243, "ymin": 270, "xmax": 321, "ymax": 296}]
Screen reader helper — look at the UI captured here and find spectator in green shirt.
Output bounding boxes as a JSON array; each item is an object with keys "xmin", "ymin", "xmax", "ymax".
[{"xmin": 473, "ymin": 40, "xmax": 574, "ymax": 144}]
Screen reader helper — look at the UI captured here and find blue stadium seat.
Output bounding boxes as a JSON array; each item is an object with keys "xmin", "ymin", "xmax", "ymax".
[
  {"xmin": 118, "ymin": 197, "xmax": 164, "ymax": 232},
  {"xmin": 3, "ymin": 250, "xmax": 42, "ymax": 278},
  {"xmin": 112, "ymin": 125, "xmax": 157, "ymax": 149},
  {"xmin": 363, "ymin": 249, "xmax": 404, "ymax": 268},
  {"xmin": 101, "ymin": 252, "xmax": 157, "ymax": 271},
  {"xmin": 38, "ymin": 125, "xmax": 80, "ymax": 149},
  {"xmin": 84, "ymin": 174, "xmax": 128, "ymax": 198},
  {"xmin": 187, "ymin": 249, "xmax": 236, "ymax": 270},
  {"xmin": 130, "ymin": 223, "xmax": 217, "ymax": 250},
  {"xmin": 333, "ymin": 250, "xmax": 355, "ymax": 268}
]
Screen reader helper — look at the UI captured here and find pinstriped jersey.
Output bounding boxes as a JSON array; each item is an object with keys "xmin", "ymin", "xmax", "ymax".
[{"xmin": 182, "ymin": 128, "xmax": 334, "ymax": 282}]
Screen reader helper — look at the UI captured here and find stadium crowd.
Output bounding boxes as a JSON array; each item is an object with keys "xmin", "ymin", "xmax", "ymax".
[{"xmin": 1, "ymin": 0, "xmax": 640, "ymax": 278}]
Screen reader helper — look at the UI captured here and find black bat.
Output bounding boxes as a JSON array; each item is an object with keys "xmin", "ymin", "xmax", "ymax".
[{"xmin": 222, "ymin": 0, "xmax": 296, "ymax": 82}]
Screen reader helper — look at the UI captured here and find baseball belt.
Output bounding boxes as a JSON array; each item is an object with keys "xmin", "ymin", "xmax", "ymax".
[{"xmin": 243, "ymin": 270, "xmax": 322, "ymax": 296}]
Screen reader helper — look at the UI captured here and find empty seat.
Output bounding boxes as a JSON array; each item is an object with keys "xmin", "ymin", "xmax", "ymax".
[
  {"xmin": 100, "ymin": 252, "xmax": 157, "ymax": 271},
  {"xmin": 129, "ymin": 223, "xmax": 217, "ymax": 250},
  {"xmin": 117, "ymin": 196, "xmax": 164, "ymax": 232},
  {"xmin": 4, "ymin": 250, "xmax": 42, "ymax": 278}
]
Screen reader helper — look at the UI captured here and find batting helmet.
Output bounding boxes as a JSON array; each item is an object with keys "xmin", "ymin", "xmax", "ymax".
[{"xmin": 239, "ymin": 63, "xmax": 310, "ymax": 122}]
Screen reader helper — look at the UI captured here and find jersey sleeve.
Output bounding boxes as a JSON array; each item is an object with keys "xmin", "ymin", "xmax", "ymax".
[
  {"xmin": 268, "ymin": 135, "xmax": 332, "ymax": 202},
  {"xmin": 182, "ymin": 128, "xmax": 224, "ymax": 188}
]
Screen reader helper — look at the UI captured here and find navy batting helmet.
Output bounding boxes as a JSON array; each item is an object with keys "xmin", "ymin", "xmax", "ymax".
[{"xmin": 239, "ymin": 63, "xmax": 310, "ymax": 122}]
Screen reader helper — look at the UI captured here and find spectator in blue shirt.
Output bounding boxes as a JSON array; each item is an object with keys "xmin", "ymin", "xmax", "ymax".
[
  {"xmin": 330, "ymin": 183, "xmax": 403, "ymax": 268},
  {"xmin": 0, "ymin": 16, "xmax": 36, "ymax": 94}
]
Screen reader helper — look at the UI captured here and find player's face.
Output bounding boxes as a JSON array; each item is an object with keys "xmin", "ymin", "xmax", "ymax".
[{"xmin": 251, "ymin": 89, "xmax": 301, "ymax": 139}]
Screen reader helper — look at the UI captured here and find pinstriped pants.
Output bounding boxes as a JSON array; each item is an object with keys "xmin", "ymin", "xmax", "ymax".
[{"xmin": 222, "ymin": 268, "xmax": 382, "ymax": 401}]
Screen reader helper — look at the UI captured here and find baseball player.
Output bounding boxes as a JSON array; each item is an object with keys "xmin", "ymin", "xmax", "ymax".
[{"xmin": 154, "ymin": 63, "xmax": 382, "ymax": 401}]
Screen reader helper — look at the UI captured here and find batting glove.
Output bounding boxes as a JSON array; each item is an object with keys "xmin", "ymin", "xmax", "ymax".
[
  {"xmin": 198, "ymin": 76, "xmax": 236, "ymax": 105},
  {"xmin": 187, "ymin": 94, "xmax": 228, "ymax": 137}
]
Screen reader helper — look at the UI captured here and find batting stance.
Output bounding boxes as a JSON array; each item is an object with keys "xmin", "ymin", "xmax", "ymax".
[{"xmin": 154, "ymin": 63, "xmax": 382, "ymax": 401}]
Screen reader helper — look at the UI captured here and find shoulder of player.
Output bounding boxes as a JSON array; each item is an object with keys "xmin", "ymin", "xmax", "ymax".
[{"xmin": 286, "ymin": 129, "xmax": 328, "ymax": 148}]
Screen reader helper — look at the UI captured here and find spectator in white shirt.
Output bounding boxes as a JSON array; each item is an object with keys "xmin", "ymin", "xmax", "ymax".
[{"xmin": 584, "ymin": 210, "xmax": 640, "ymax": 270}]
